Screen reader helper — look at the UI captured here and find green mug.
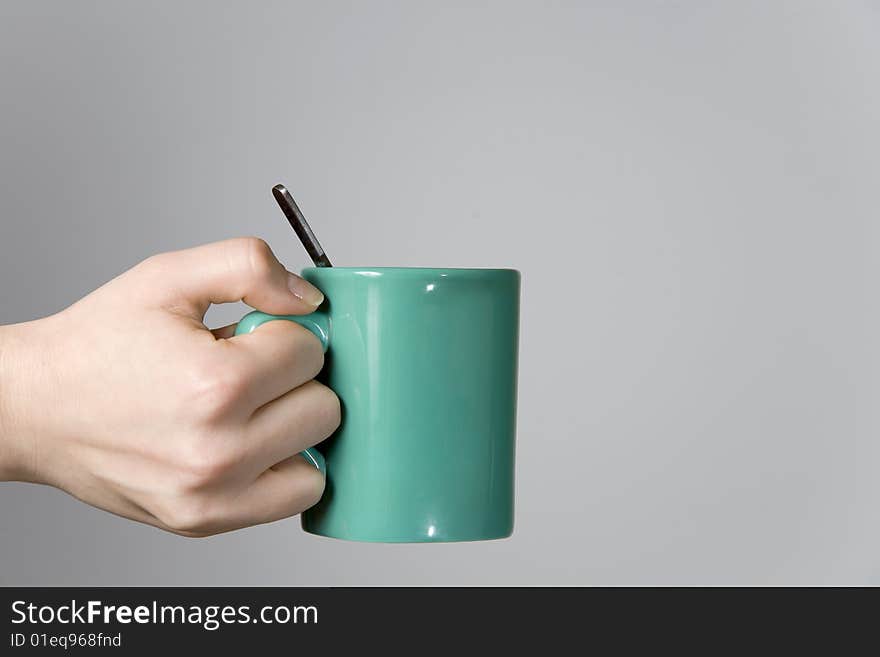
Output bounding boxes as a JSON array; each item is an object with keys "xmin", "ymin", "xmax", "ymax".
[{"xmin": 234, "ymin": 267, "xmax": 520, "ymax": 542}]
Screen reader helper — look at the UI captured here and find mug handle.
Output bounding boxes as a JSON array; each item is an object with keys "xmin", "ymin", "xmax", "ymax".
[{"xmin": 234, "ymin": 310, "xmax": 331, "ymax": 474}]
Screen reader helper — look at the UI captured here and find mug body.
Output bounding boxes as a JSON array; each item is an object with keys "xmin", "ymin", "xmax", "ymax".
[{"xmin": 302, "ymin": 267, "xmax": 519, "ymax": 543}]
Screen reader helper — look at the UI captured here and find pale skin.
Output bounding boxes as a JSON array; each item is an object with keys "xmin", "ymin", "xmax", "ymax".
[{"xmin": 0, "ymin": 237, "xmax": 340, "ymax": 537}]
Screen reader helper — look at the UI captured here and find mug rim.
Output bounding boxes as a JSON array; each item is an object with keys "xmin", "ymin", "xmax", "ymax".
[{"xmin": 302, "ymin": 266, "xmax": 519, "ymax": 275}]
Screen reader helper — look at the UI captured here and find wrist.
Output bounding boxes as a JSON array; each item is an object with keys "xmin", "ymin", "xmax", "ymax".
[{"xmin": 0, "ymin": 322, "xmax": 40, "ymax": 482}]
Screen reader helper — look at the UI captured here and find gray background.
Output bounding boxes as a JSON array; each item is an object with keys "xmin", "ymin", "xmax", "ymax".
[{"xmin": 1, "ymin": 1, "xmax": 879, "ymax": 585}]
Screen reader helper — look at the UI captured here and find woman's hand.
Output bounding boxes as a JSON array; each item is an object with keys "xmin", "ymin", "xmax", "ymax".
[{"xmin": 0, "ymin": 237, "xmax": 340, "ymax": 537}]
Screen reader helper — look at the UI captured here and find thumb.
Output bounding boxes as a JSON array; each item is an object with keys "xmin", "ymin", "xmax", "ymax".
[{"xmin": 140, "ymin": 237, "xmax": 324, "ymax": 319}]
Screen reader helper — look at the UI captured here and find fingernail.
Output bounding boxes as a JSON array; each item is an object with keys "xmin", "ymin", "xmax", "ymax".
[{"xmin": 287, "ymin": 272, "xmax": 324, "ymax": 307}]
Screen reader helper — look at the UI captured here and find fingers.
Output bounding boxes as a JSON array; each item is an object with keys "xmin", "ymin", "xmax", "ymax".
[
  {"xmin": 160, "ymin": 455, "xmax": 325, "ymax": 537},
  {"xmin": 220, "ymin": 319, "xmax": 326, "ymax": 408},
  {"xmin": 231, "ymin": 454, "xmax": 325, "ymax": 529},
  {"xmin": 244, "ymin": 380, "xmax": 340, "ymax": 474},
  {"xmin": 140, "ymin": 237, "xmax": 324, "ymax": 320}
]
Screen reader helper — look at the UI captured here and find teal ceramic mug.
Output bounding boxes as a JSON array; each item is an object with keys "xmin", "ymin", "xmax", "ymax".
[{"xmin": 234, "ymin": 267, "xmax": 520, "ymax": 542}]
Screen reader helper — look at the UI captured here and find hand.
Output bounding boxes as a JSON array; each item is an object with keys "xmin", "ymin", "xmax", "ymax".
[{"xmin": 0, "ymin": 237, "xmax": 340, "ymax": 537}]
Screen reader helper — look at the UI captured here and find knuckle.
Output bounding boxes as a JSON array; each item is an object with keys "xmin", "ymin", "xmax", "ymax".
[
  {"xmin": 296, "ymin": 329, "xmax": 325, "ymax": 377},
  {"xmin": 137, "ymin": 251, "xmax": 168, "ymax": 272},
  {"xmin": 308, "ymin": 382, "xmax": 341, "ymax": 436},
  {"xmin": 239, "ymin": 236, "xmax": 277, "ymax": 282},
  {"xmin": 175, "ymin": 433, "xmax": 239, "ymax": 488},
  {"xmin": 157, "ymin": 494, "xmax": 218, "ymax": 535},
  {"xmin": 298, "ymin": 467, "xmax": 326, "ymax": 511},
  {"xmin": 133, "ymin": 252, "xmax": 174, "ymax": 283},
  {"xmin": 185, "ymin": 358, "xmax": 249, "ymax": 422}
]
